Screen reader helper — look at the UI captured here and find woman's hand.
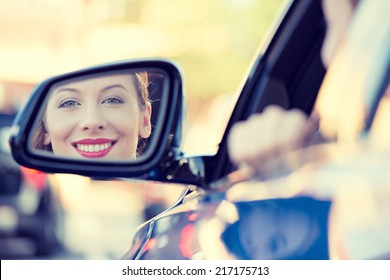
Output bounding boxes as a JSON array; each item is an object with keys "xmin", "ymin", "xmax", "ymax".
[{"xmin": 228, "ymin": 105, "xmax": 316, "ymax": 174}]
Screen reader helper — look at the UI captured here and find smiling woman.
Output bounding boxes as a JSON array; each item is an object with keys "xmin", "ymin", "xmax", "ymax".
[{"xmin": 32, "ymin": 70, "xmax": 152, "ymax": 160}]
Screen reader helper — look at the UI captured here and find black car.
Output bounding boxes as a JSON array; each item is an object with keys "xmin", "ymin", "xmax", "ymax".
[
  {"xmin": 0, "ymin": 113, "xmax": 63, "ymax": 257},
  {"xmin": 9, "ymin": 0, "xmax": 390, "ymax": 260}
]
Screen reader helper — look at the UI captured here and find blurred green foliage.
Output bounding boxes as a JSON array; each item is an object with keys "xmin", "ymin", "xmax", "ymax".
[{"xmin": 114, "ymin": 0, "xmax": 284, "ymax": 99}]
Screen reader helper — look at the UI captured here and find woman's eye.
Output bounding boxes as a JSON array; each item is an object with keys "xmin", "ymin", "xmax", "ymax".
[
  {"xmin": 59, "ymin": 100, "xmax": 80, "ymax": 108},
  {"xmin": 268, "ymin": 234, "xmax": 285, "ymax": 254},
  {"xmin": 269, "ymin": 237, "xmax": 279, "ymax": 253},
  {"xmin": 103, "ymin": 97, "xmax": 124, "ymax": 105}
]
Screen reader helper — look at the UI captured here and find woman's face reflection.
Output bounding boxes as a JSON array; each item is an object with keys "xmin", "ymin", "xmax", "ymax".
[
  {"xmin": 239, "ymin": 201, "xmax": 318, "ymax": 259},
  {"xmin": 222, "ymin": 198, "xmax": 332, "ymax": 260},
  {"xmin": 44, "ymin": 74, "xmax": 151, "ymax": 159}
]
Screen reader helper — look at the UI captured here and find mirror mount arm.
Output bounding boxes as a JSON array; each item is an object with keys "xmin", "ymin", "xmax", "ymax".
[{"xmin": 160, "ymin": 152, "xmax": 206, "ymax": 187}]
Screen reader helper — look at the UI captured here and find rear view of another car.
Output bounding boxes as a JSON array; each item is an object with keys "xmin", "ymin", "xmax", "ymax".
[{"xmin": 0, "ymin": 113, "xmax": 64, "ymax": 258}]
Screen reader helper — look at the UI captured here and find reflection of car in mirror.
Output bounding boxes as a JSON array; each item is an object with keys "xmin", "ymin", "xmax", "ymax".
[{"xmin": 8, "ymin": 0, "xmax": 390, "ymax": 260}]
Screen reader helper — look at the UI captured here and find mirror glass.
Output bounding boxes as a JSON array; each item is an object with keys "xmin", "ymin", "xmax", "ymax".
[{"xmin": 28, "ymin": 68, "xmax": 167, "ymax": 162}]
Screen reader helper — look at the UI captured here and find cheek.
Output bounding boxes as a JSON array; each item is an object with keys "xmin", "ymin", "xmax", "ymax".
[
  {"xmin": 112, "ymin": 120, "xmax": 139, "ymax": 138},
  {"xmin": 281, "ymin": 211, "xmax": 311, "ymax": 250},
  {"xmin": 107, "ymin": 109, "xmax": 140, "ymax": 136},
  {"xmin": 46, "ymin": 113, "xmax": 77, "ymax": 142}
]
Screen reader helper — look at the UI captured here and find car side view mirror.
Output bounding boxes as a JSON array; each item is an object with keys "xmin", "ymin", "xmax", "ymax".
[{"xmin": 9, "ymin": 59, "xmax": 186, "ymax": 179}]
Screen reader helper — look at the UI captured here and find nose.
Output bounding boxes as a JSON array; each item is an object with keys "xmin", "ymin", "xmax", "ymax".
[{"xmin": 79, "ymin": 105, "xmax": 107, "ymax": 132}]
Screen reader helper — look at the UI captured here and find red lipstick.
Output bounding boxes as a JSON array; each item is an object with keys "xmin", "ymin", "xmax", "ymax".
[{"xmin": 71, "ymin": 138, "xmax": 116, "ymax": 158}]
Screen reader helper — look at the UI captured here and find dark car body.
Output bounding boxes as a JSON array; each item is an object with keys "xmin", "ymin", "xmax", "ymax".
[{"xmin": 9, "ymin": 0, "xmax": 390, "ymax": 260}]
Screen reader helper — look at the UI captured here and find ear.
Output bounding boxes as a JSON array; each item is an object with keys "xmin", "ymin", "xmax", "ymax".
[
  {"xmin": 139, "ymin": 102, "xmax": 152, "ymax": 138},
  {"xmin": 41, "ymin": 118, "xmax": 51, "ymax": 146},
  {"xmin": 43, "ymin": 132, "xmax": 51, "ymax": 145}
]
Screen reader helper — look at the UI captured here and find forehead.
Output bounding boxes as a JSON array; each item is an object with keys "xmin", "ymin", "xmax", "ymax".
[{"xmin": 52, "ymin": 73, "xmax": 136, "ymax": 94}]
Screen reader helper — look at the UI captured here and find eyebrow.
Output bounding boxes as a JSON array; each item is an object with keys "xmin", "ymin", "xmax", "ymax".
[
  {"xmin": 54, "ymin": 83, "xmax": 127, "ymax": 96},
  {"xmin": 100, "ymin": 83, "xmax": 128, "ymax": 93},
  {"xmin": 55, "ymin": 87, "xmax": 79, "ymax": 94}
]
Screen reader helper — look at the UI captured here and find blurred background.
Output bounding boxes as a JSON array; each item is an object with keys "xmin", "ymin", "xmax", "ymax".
[{"xmin": 0, "ymin": 0, "xmax": 283, "ymax": 259}]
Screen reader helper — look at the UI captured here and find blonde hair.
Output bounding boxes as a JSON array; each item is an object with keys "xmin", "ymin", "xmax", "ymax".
[
  {"xmin": 134, "ymin": 72, "xmax": 150, "ymax": 109},
  {"xmin": 133, "ymin": 71, "xmax": 151, "ymax": 156}
]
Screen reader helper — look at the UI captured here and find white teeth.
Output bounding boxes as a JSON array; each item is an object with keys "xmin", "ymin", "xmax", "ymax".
[{"xmin": 76, "ymin": 142, "xmax": 112, "ymax": 153}]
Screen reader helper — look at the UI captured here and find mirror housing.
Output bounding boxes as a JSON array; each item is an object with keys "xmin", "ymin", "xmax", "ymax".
[{"xmin": 10, "ymin": 59, "xmax": 186, "ymax": 180}]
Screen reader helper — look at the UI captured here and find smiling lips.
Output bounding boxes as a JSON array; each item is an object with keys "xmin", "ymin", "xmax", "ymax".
[{"xmin": 71, "ymin": 138, "xmax": 116, "ymax": 158}]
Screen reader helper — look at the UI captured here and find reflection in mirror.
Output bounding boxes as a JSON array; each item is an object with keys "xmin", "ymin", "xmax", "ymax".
[
  {"xmin": 221, "ymin": 197, "xmax": 331, "ymax": 260},
  {"xmin": 30, "ymin": 69, "xmax": 166, "ymax": 161}
]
